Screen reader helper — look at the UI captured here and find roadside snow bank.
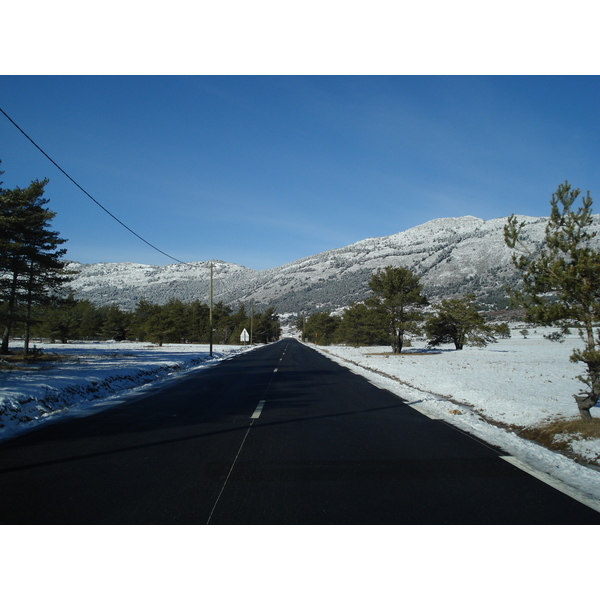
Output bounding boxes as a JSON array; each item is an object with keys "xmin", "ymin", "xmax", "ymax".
[{"xmin": 0, "ymin": 342, "xmax": 254, "ymax": 440}]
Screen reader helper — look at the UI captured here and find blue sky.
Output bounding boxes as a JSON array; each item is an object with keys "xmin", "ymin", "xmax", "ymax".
[{"xmin": 1, "ymin": 75, "xmax": 599, "ymax": 270}]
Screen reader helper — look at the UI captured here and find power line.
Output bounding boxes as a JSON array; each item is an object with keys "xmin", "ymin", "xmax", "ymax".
[{"xmin": 0, "ymin": 107, "xmax": 186, "ymax": 264}]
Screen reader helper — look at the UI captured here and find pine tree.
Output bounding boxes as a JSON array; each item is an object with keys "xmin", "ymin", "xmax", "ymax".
[
  {"xmin": 0, "ymin": 176, "xmax": 68, "ymax": 354},
  {"xmin": 367, "ymin": 266, "xmax": 427, "ymax": 353},
  {"xmin": 505, "ymin": 181, "xmax": 600, "ymax": 420},
  {"xmin": 425, "ymin": 295, "xmax": 500, "ymax": 350},
  {"xmin": 335, "ymin": 302, "xmax": 387, "ymax": 346},
  {"xmin": 212, "ymin": 302, "xmax": 234, "ymax": 344},
  {"xmin": 39, "ymin": 294, "xmax": 80, "ymax": 343},
  {"xmin": 188, "ymin": 300, "xmax": 210, "ymax": 343},
  {"xmin": 253, "ymin": 307, "xmax": 281, "ymax": 343},
  {"xmin": 100, "ymin": 304, "xmax": 130, "ymax": 341},
  {"xmin": 303, "ymin": 311, "xmax": 341, "ymax": 345},
  {"xmin": 75, "ymin": 299, "xmax": 103, "ymax": 339}
]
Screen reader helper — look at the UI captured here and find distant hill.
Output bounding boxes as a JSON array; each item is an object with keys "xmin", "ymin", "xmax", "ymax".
[{"xmin": 66, "ymin": 215, "xmax": 600, "ymax": 314}]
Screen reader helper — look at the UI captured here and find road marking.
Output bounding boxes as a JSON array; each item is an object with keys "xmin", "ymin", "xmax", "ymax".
[
  {"xmin": 251, "ymin": 399, "xmax": 266, "ymax": 419},
  {"xmin": 501, "ymin": 455, "xmax": 600, "ymax": 514},
  {"xmin": 249, "ymin": 365, "xmax": 279, "ymax": 420}
]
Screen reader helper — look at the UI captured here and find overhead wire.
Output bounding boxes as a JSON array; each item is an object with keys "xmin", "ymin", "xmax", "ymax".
[{"xmin": 0, "ymin": 107, "xmax": 186, "ymax": 264}]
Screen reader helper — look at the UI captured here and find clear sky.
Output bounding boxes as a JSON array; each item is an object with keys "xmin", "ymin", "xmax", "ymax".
[{"xmin": 2, "ymin": 75, "xmax": 599, "ymax": 270}]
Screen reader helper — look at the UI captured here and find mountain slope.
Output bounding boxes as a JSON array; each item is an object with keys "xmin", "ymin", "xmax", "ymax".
[
  {"xmin": 66, "ymin": 215, "xmax": 600, "ymax": 313},
  {"xmin": 66, "ymin": 261, "xmax": 254, "ymax": 311}
]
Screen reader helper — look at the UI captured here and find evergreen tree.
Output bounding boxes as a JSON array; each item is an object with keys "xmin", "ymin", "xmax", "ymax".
[
  {"xmin": 367, "ymin": 266, "xmax": 427, "ymax": 353},
  {"xmin": 212, "ymin": 301, "xmax": 234, "ymax": 344},
  {"xmin": 296, "ymin": 312, "xmax": 308, "ymax": 342},
  {"xmin": 162, "ymin": 298, "xmax": 189, "ymax": 343},
  {"xmin": 505, "ymin": 181, "xmax": 600, "ymax": 420},
  {"xmin": 303, "ymin": 311, "xmax": 341, "ymax": 345},
  {"xmin": 38, "ymin": 295, "xmax": 80, "ymax": 343},
  {"xmin": 130, "ymin": 298, "xmax": 156, "ymax": 342},
  {"xmin": 425, "ymin": 295, "xmax": 500, "ymax": 350},
  {"xmin": 337, "ymin": 302, "xmax": 389, "ymax": 346},
  {"xmin": 133, "ymin": 299, "xmax": 169, "ymax": 345},
  {"xmin": 0, "ymin": 176, "xmax": 68, "ymax": 353},
  {"xmin": 75, "ymin": 299, "xmax": 103, "ymax": 339},
  {"xmin": 99, "ymin": 304, "xmax": 130, "ymax": 341},
  {"xmin": 253, "ymin": 307, "xmax": 281, "ymax": 343},
  {"xmin": 188, "ymin": 300, "xmax": 210, "ymax": 343}
]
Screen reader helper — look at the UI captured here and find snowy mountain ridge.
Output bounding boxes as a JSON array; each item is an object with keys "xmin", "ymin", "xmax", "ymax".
[{"xmin": 66, "ymin": 214, "xmax": 600, "ymax": 313}]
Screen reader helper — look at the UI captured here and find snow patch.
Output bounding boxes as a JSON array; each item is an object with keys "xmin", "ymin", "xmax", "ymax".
[{"xmin": 0, "ymin": 342, "xmax": 254, "ymax": 439}]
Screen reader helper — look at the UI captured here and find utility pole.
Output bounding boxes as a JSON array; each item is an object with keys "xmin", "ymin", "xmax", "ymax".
[{"xmin": 209, "ymin": 261, "xmax": 213, "ymax": 357}]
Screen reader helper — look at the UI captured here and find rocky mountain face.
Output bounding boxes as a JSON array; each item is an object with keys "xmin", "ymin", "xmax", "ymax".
[{"xmin": 65, "ymin": 215, "xmax": 600, "ymax": 314}]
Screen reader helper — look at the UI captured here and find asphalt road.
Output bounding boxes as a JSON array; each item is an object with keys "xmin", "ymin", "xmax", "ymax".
[{"xmin": 1, "ymin": 339, "xmax": 599, "ymax": 524}]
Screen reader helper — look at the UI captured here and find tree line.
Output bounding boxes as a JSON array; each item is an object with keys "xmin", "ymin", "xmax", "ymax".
[
  {"xmin": 13, "ymin": 295, "xmax": 281, "ymax": 346},
  {"xmin": 297, "ymin": 267, "xmax": 510, "ymax": 350}
]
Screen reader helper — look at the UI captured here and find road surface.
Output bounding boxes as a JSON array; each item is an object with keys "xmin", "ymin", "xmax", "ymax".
[{"xmin": 1, "ymin": 339, "xmax": 599, "ymax": 524}]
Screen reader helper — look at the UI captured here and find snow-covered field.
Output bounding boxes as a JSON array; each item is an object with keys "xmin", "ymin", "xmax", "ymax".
[
  {"xmin": 0, "ymin": 341, "xmax": 254, "ymax": 439},
  {"xmin": 308, "ymin": 326, "xmax": 600, "ymax": 508},
  {"xmin": 2, "ymin": 329, "xmax": 600, "ymax": 508}
]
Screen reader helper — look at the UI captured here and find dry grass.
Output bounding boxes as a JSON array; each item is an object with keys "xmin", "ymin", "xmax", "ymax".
[
  {"xmin": 0, "ymin": 352, "xmax": 64, "ymax": 370},
  {"xmin": 518, "ymin": 418, "xmax": 600, "ymax": 462}
]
